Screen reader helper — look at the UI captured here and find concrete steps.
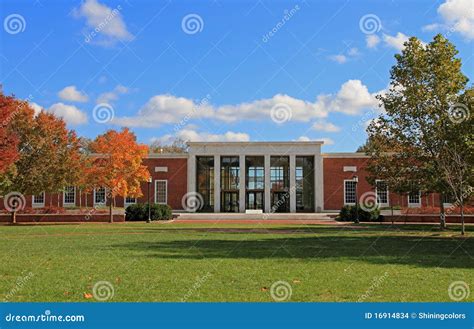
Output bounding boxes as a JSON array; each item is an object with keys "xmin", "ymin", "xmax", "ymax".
[{"xmin": 175, "ymin": 212, "xmax": 338, "ymax": 221}]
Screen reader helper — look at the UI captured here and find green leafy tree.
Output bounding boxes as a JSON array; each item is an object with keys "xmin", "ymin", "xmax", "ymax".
[{"xmin": 366, "ymin": 34, "xmax": 473, "ymax": 233}]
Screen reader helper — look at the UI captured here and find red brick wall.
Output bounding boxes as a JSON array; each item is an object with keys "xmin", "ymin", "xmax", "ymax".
[
  {"xmin": 0, "ymin": 157, "xmax": 188, "ymax": 212},
  {"xmin": 322, "ymin": 157, "xmax": 441, "ymax": 211}
]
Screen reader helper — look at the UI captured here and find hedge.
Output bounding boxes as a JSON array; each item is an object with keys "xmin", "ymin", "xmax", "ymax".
[
  {"xmin": 338, "ymin": 205, "xmax": 380, "ymax": 222},
  {"xmin": 125, "ymin": 203, "xmax": 172, "ymax": 221}
]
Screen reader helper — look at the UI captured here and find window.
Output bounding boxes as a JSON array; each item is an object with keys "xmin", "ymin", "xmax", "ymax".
[
  {"xmin": 94, "ymin": 187, "xmax": 106, "ymax": 205},
  {"xmin": 196, "ymin": 156, "xmax": 214, "ymax": 212},
  {"xmin": 32, "ymin": 192, "xmax": 45, "ymax": 207},
  {"xmin": 63, "ymin": 186, "xmax": 75, "ymax": 206},
  {"xmin": 375, "ymin": 180, "xmax": 389, "ymax": 206},
  {"xmin": 125, "ymin": 196, "xmax": 136, "ymax": 206},
  {"xmin": 155, "ymin": 180, "xmax": 167, "ymax": 204},
  {"xmin": 344, "ymin": 180, "xmax": 357, "ymax": 205},
  {"xmin": 408, "ymin": 191, "xmax": 421, "ymax": 207},
  {"xmin": 296, "ymin": 156, "xmax": 315, "ymax": 212}
]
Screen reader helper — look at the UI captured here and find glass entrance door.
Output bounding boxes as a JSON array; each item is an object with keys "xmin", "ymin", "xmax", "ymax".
[
  {"xmin": 271, "ymin": 191, "xmax": 290, "ymax": 212},
  {"xmin": 246, "ymin": 191, "xmax": 264, "ymax": 210},
  {"xmin": 222, "ymin": 191, "xmax": 239, "ymax": 212}
]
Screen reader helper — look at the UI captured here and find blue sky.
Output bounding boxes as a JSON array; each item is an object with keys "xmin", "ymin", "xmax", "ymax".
[{"xmin": 1, "ymin": 0, "xmax": 473, "ymax": 152}]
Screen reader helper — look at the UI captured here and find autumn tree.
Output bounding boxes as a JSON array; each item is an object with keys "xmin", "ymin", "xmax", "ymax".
[
  {"xmin": 0, "ymin": 94, "xmax": 20, "ymax": 179},
  {"xmin": 366, "ymin": 34, "xmax": 473, "ymax": 233},
  {"xmin": 0, "ymin": 92, "xmax": 83, "ymax": 223},
  {"xmin": 88, "ymin": 128, "xmax": 150, "ymax": 222}
]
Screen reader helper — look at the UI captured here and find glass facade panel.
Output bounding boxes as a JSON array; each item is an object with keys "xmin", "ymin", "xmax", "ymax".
[
  {"xmin": 246, "ymin": 156, "xmax": 264, "ymax": 210},
  {"xmin": 296, "ymin": 156, "xmax": 314, "ymax": 212},
  {"xmin": 196, "ymin": 156, "xmax": 214, "ymax": 212},
  {"xmin": 221, "ymin": 156, "xmax": 240, "ymax": 212},
  {"xmin": 270, "ymin": 156, "xmax": 289, "ymax": 212}
]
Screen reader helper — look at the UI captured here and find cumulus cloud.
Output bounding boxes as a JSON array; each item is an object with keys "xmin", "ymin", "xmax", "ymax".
[
  {"xmin": 328, "ymin": 54, "xmax": 347, "ymax": 64},
  {"xmin": 153, "ymin": 127, "xmax": 250, "ymax": 144},
  {"xmin": 311, "ymin": 120, "xmax": 341, "ymax": 132},
  {"xmin": 113, "ymin": 80, "xmax": 380, "ymax": 127},
  {"xmin": 58, "ymin": 85, "xmax": 89, "ymax": 102},
  {"xmin": 49, "ymin": 103, "xmax": 88, "ymax": 125},
  {"xmin": 297, "ymin": 136, "xmax": 335, "ymax": 145},
  {"xmin": 29, "ymin": 102, "xmax": 43, "ymax": 116},
  {"xmin": 382, "ymin": 32, "xmax": 410, "ymax": 51},
  {"xmin": 366, "ymin": 34, "xmax": 381, "ymax": 48},
  {"xmin": 438, "ymin": 0, "xmax": 474, "ymax": 40},
  {"xmin": 97, "ymin": 85, "xmax": 129, "ymax": 104},
  {"xmin": 73, "ymin": 0, "xmax": 133, "ymax": 46}
]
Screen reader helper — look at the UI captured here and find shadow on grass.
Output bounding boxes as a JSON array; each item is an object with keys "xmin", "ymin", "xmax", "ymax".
[{"xmin": 111, "ymin": 228, "xmax": 474, "ymax": 269}]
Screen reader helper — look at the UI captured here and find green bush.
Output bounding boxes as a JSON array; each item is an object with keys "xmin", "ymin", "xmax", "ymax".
[
  {"xmin": 125, "ymin": 203, "xmax": 173, "ymax": 221},
  {"xmin": 337, "ymin": 205, "xmax": 380, "ymax": 222}
]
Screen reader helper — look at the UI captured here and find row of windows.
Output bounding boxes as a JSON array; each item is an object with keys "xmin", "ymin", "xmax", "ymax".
[
  {"xmin": 343, "ymin": 180, "xmax": 422, "ymax": 207},
  {"xmin": 31, "ymin": 181, "xmax": 168, "ymax": 207}
]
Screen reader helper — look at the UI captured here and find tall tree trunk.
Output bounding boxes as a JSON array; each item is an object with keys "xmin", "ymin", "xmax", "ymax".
[
  {"xmin": 79, "ymin": 189, "xmax": 82, "ymax": 209},
  {"xmin": 11, "ymin": 211, "xmax": 16, "ymax": 224},
  {"xmin": 109, "ymin": 196, "xmax": 113, "ymax": 223},
  {"xmin": 439, "ymin": 193, "xmax": 446, "ymax": 230},
  {"xmin": 460, "ymin": 199, "xmax": 465, "ymax": 236}
]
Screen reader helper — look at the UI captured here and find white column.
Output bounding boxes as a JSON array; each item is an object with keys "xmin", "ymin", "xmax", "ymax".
[
  {"xmin": 264, "ymin": 155, "xmax": 271, "ymax": 213},
  {"xmin": 314, "ymin": 154, "xmax": 324, "ymax": 212},
  {"xmin": 239, "ymin": 155, "xmax": 246, "ymax": 213},
  {"xmin": 214, "ymin": 155, "xmax": 220, "ymax": 212},
  {"xmin": 187, "ymin": 155, "xmax": 196, "ymax": 195},
  {"xmin": 289, "ymin": 155, "xmax": 296, "ymax": 213}
]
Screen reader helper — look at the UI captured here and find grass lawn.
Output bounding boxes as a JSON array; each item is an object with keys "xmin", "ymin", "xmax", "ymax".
[{"xmin": 0, "ymin": 222, "xmax": 472, "ymax": 302}]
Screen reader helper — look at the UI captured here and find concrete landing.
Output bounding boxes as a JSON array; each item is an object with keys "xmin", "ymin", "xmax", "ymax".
[{"xmin": 175, "ymin": 212, "xmax": 339, "ymax": 221}]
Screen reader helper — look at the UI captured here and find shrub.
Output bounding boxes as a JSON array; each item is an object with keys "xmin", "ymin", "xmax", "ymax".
[
  {"xmin": 337, "ymin": 205, "xmax": 380, "ymax": 222},
  {"xmin": 126, "ymin": 203, "xmax": 173, "ymax": 221}
]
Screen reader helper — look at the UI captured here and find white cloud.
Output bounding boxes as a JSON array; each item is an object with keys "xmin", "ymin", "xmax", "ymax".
[
  {"xmin": 113, "ymin": 80, "xmax": 380, "ymax": 127},
  {"xmin": 438, "ymin": 0, "xmax": 474, "ymax": 40},
  {"xmin": 312, "ymin": 120, "xmax": 341, "ymax": 132},
  {"xmin": 58, "ymin": 85, "xmax": 89, "ymax": 102},
  {"xmin": 153, "ymin": 128, "xmax": 250, "ymax": 144},
  {"xmin": 29, "ymin": 102, "xmax": 43, "ymax": 116},
  {"xmin": 48, "ymin": 103, "xmax": 88, "ymax": 125},
  {"xmin": 328, "ymin": 54, "xmax": 347, "ymax": 64},
  {"xmin": 97, "ymin": 84, "xmax": 129, "ymax": 104},
  {"xmin": 297, "ymin": 136, "xmax": 334, "ymax": 145},
  {"xmin": 366, "ymin": 34, "xmax": 381, "ymax": 48},
  {"xmin": 74, "ymin": 0, "xmax": 133, "ymax": 46},
  {"xmin": 348, "ymin": 47, "xmax": 360, "ymax": 56},
  {"xmin": 382, "ymin": 32, "xmax": 410, "ymax": 51},
  {"xmin": 421, "ymin": 23, "xmax": 441, "ymax": 32}
]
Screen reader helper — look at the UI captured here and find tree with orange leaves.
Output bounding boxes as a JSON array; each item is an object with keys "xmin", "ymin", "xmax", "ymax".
[
  {"xmin": 0, "ymin": 93, "xmax": 20, "ymax": 176},
  {"xmin": 89, "ymin": 128, "xmax": 150, "ymax": 222}
]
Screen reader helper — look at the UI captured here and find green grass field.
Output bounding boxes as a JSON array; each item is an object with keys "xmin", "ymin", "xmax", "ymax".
[{"xmin": 0, "ymin": 222, "xmax": 472, "ymax": 302}]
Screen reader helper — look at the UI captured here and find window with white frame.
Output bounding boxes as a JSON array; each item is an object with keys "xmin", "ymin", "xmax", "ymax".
[
  {"xmin": 63, "ymin": 186, "xmax": 75, "ymax": 206},
  {"xmin": 344, "ymin": 180, "xmax": 357, "ymax": 205},
  {"xmin": 94, "ymin": 187, "xmax": 107, "ymax": 205},
  {"xmin": 125, "ymin": 196, "xmax": 137, "ymax": 206},
  {"xmin": 408, "ymin": 190, "xmax": 421, "ymax": 207},
  {"xmin": 155, "ymin": 180, "xmax": 167, "ymax": 204},
  {"xmin": 375, "ymin": 180, "xmax": 389, "ymax": 206},
  {"xmin": 32, "ymin": 192, "xmax": 45, "ymax": 207}
]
